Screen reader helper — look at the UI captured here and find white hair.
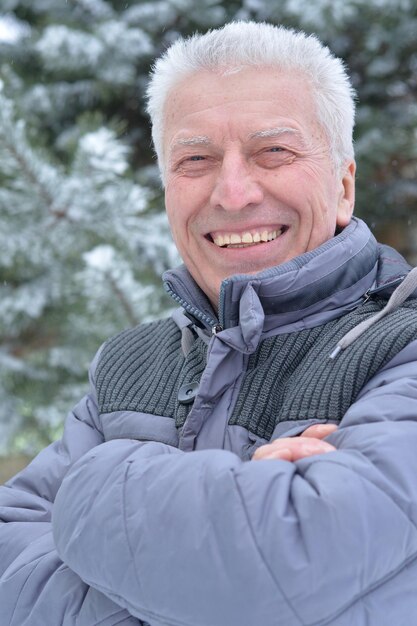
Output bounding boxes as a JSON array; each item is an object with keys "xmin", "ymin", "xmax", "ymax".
[{"xmin": 146, "ymin": 21, "xmax": 356, "ymax": 182}]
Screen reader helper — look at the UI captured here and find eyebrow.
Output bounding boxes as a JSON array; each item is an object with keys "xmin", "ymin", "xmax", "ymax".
[
  {"xmin": 248, "ymin": 127, "xmax": 302, "ymax": 140},
  {"xmin": 171, "ymin": 136, "xmax": 212, "ymax": 150},
  {"xmin": 169, "ymin": 127, "xmax": 303, "ymax": 157}
]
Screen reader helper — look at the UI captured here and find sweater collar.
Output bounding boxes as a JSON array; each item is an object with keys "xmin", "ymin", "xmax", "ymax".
[{"xmin": 163, "ymin": 218, "xmax": 405, "ymax": 333}]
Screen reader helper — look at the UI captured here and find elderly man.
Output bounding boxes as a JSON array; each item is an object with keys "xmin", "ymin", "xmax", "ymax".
[{"xmin": 2, "ymin": 21, "xmax": 417, "ymax": 626}]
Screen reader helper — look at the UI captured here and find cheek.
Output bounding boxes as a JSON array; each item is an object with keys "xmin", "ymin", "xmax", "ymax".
[
  {"xmin": 166, "ymin": 179, "xmax": 211, "ymax": 240},
  {"xmin": 168, "ymin": 217, "xmax": 187, "ymax": 253},
  {"xmin": 165, "ymin": 210, "xmax": 184, "ymax": 254},
  {"xmin": 165, "ymin": 185, "xmax": 187, "ymax": 236},
  {"xmin": 165, "ymin": 204, "xmax": 200, "ymax": 262}
]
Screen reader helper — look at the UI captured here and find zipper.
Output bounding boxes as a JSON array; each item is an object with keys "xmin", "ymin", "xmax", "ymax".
[
  {"xmin": 364, "ymin": 274, "xmax": 407, "ymax": 299},
  {"xmin": 362, "ymin": 289, "xmax": 372, "ymax": 305},
  {"xmin": 361, "ymin": 276, "xmax": 405, "ymax": 306},
  {"xmin": 366, "ymin": 275, "xmax": 405, "ymax": 298},
  {"xmin": 218, "ymin": 278, "xmax": 230, "ymax": 329},
  {"xmin": 164, "ymin": 282, "xmax": 222, "ymax": 333}
]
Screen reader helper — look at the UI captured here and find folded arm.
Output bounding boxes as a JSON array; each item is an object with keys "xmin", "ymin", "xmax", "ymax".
[
  {"xmin": 52, "ymin": 342, "xmax": 417, "ymax": 626},
  {"xmin": 0, "ymin": 359, "xmax": 144, "ymax": 625}
]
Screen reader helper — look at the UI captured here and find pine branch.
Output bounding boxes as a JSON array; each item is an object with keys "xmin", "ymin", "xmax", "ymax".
[
  {"xmin": 107, "ymin": 272, "xmax": 140, "ymax": 328},
  {"xmin": 4, "ymin": 141, "xmax": 75, "ymax": 224},
  {"xmin": 0, "ymin": 88, "xmax": 74, "ymax": 225}
]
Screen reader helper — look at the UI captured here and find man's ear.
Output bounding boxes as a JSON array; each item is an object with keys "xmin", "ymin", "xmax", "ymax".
[{"xmin": 336, "ymin": 160, "xmax": 356, "ymax": 228}]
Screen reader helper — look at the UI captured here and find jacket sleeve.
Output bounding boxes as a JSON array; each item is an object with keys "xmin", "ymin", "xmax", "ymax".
[
  {"xmin": 51, "ymin": 339, "xmax": 417, "ymax": 626},
  {"xmin": 0, "ymin": 353, "xmax": 143, "ymax": 626}
]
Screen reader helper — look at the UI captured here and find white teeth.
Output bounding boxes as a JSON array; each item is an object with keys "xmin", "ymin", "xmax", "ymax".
[{"xmin": 212, "ymin": 228, "xmax": 284, "ymax": 247}]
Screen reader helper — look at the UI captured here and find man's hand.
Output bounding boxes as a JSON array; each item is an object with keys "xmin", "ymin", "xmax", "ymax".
[{"xmin": 252, "ymin": 423, "xmax": 337, "ymax": 462}]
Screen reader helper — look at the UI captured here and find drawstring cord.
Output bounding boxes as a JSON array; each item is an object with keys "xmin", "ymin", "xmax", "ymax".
[{"xmin": 329, "ymin": 267, "xmax": 417, "ymax": 359}]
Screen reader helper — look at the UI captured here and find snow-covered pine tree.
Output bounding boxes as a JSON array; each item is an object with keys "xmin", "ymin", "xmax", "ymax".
[
  {"xmin": 0, "ymin": 79, "xmax": 180, "ymax": 451},
  {"xmin": 0, "ymin": 0, "xmax": 236, "ymax": 453},
  {"xmin": 0, "ymin": 0, "xmax": 416, "ymax": 454}
]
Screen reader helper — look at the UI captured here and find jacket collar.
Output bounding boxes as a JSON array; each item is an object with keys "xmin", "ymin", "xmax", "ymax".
[{"xmin": 163, "ymin": 218, "xmax": 410, "ymax": 333}]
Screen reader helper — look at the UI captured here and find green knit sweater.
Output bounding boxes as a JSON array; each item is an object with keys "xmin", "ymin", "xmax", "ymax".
[{"xmin": 95, "ymin": 298, "xmax": 417, "ymax": 440}]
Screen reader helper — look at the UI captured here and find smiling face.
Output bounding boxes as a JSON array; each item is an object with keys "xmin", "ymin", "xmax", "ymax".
[{"xmin": 163, "ymin": 67, "xmax": 355, "ymax": 307}]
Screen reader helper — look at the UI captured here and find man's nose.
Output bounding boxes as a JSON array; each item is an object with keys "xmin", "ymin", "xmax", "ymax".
[{"xmin": 209, "ymin": 153, "xmax": 264, "ymax": 212}]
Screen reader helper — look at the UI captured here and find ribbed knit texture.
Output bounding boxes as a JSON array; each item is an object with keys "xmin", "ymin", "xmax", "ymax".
[
  {"xmin": 230, "ymin": 298, "xmax": 417, "ymax": 439},
  {"xmin": 95, "ymin": 299, "xmax": 417, "ymax": 441},
  {"xmin": 95, "ymin": 317, "xmax": 207, "ymax": 425}
]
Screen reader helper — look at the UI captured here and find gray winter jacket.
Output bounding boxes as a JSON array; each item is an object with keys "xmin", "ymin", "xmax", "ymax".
[{"xmin": 2, "ymin": 217, "xmax": 417, "ymax": 626}]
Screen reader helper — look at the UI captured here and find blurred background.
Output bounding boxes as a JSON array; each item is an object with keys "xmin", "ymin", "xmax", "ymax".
[{"xmin": 0, "ymin": 0, "xmax": 416, "ymax": 479}]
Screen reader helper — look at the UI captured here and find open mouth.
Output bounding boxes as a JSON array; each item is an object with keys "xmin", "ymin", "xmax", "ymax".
[{"xmin": 207, "ymin": 226, "xmax": 288, "ymax": 249}]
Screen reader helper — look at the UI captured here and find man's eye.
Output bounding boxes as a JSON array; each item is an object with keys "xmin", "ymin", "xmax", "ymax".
[
  {"xmin": 256, "ymin": 146, "xmax": 294, "ymax": 168},
  {"xmin": 174, "ymin": 154, "xmax": 211, "ymax": 175}
]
